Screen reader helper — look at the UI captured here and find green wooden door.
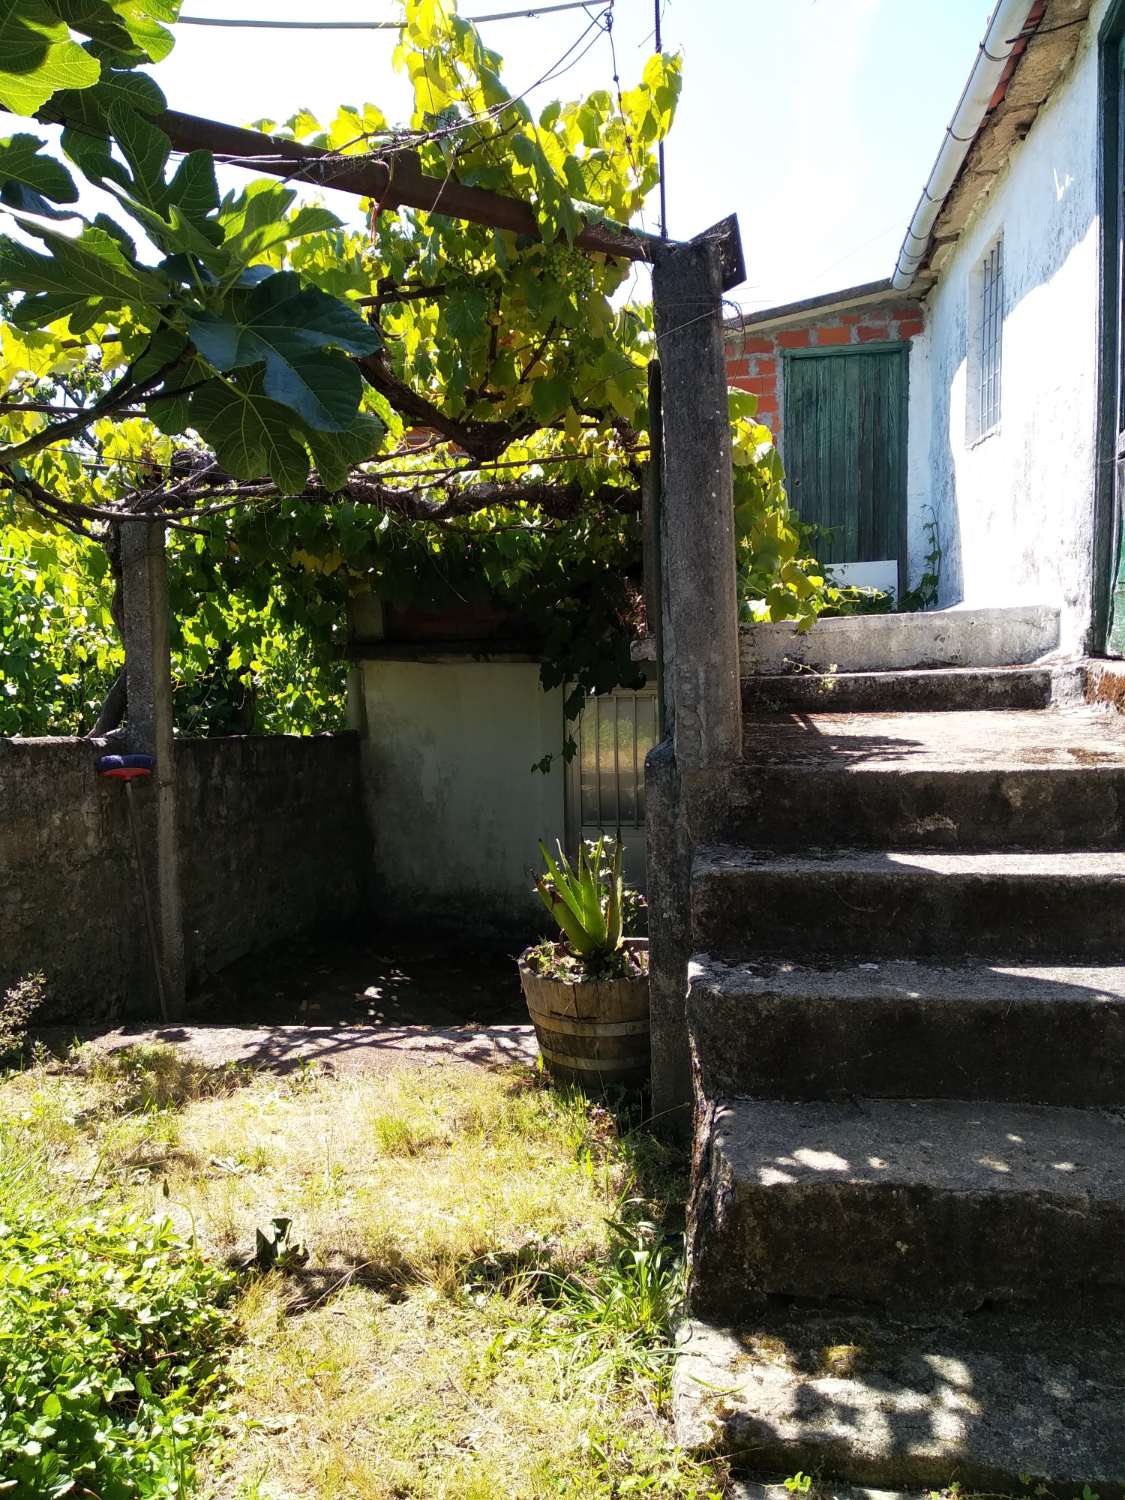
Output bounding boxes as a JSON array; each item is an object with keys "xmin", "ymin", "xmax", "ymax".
[{"xmin": 782, "ymin": 346, "xmax": 909, "ymax": 593}]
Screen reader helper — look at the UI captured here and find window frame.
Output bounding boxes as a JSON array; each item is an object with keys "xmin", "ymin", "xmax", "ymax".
[{"xmin": 968, "ymin": 234, "xmax": 1004, "ymax": 444}]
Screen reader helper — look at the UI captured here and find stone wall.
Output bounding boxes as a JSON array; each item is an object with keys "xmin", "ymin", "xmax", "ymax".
[{"xmin": 0, "ymin": 733, "xmax": 367, "ymax": 1022}]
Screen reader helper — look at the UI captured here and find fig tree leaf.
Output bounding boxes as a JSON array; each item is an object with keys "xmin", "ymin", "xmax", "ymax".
[
  {"xmin": 0, "ymin": 0, "xmax": 101, "ymax": 115},
  {"xmin": 190, "ymin": 377, "xmax": 311, "ymax": 494},
  {"xmin": 187, "ymin": 271, "xmax": 380, "ymax": 431},
  {"xmin": 0, "ymin": 220, "xmax": 165, "ymax": 306},
  {"xmin": 0, "ymin": 133, "xmax": 78, "ymax": 203}
]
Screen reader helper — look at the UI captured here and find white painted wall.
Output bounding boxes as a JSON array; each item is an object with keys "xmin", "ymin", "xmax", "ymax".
[
  {"xmin": 917, "ymin": 6, "xmax": 1106, "ymax": 653},
  {"xmin": 355, "ymin": 659, "xmax": 565, "ymax": 926}
]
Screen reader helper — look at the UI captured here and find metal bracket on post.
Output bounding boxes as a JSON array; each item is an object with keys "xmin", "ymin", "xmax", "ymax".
[
  {"xmin": 118, "ymin": 518, "xmax": 186, "ymax": 1021},
  {"xmin": 694, "ymin": 213, "xmax": 746, "ymax": 294}
]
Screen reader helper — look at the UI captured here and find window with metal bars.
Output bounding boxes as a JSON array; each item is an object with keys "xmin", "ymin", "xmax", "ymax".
[
  {"xmin": 564, "ymin": 686, "xmax": 659, "ymax": 889},
  {"xmin": 976, "ymin": 237, "xmax": 1003, "ymax": 438}
]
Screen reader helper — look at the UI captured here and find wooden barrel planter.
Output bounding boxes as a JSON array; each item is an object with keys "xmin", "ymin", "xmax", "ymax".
[{"xmin": 518, "ymin": 939, "xmax": 650, "ymax": 1090}]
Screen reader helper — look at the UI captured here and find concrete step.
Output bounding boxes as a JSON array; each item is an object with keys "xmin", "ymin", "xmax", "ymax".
[
  {"xmin": 691, "ymin": 845, "xmax": 1125, "ymax": 961},
  {"xmin": 740, "ymin": 605, "xmax": 1060, "ymax": 675},
  {"xmin": 729, "ymin": 708, "xmax": 1125, "ymax": 849},
  {"xmin": 674, "ymin": 1308, "xmax": 1125, "ymax": 1493},
  {"xmin": 741, "ymin": 664, "xmax": 1055, "ymax": 714},
  {"xmin": 687, "ymin": 956, "xmax": 1125, "ymax": 1106},
  {"xmin": 688, "ymin": 1097, "xmax": 1125, "ymax": 1319}
]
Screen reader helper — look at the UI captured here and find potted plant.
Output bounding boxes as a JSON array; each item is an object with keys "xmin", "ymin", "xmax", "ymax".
[{"xmin": 519, "ymin": 835, "xmax": 650, "ymax": 1089}]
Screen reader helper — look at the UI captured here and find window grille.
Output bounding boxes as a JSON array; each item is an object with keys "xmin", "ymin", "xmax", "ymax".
[
  {"xmin": 565, "ymin": 686, "xmax": 659, "ymax": 889},
  {"xmin": 576, "ymin": 689, "xmax": 658, "ymax": 830},
  {"xmin": 978, "ymin": 238, "xmax": 1003, "ymax": 436}
]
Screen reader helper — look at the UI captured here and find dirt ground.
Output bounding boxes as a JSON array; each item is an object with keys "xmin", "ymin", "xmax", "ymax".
[{"xmin": 40, "ymin": 928, "xmax": 540, "ymax": 1076}]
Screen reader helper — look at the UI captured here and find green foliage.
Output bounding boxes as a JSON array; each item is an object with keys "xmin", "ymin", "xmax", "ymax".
[
  {"xmin": 0, "ymin": 523, "xmax": 122, "ymax": 734},
  {"xmin": 249, "ymin": 1215, "xmax": 309, "ymax": 1273},
  {"xmin": 0, "ymin": 970, "xmax": 45, "ymax": 1062},
  {"xmin": 0, "ymin": 1136, "xmax": 235, "ymax": 1499},
  {"xmin": 0, "ymin": 520, "xmax": 347, "ymax": 734},
  {"xmin": 531, "ymin": 1220, "xmax": 683, "ymax": 1389},
  {"xmin": 0, "ymin": 0, "xmax": 848, "ymax": 744},
  {"xmin": 900, "ymin": 502, "xmax": 942, "ymax": 612},
  {"xmin": 535, "ymin": 834, "xmax": 625, "ymax": 966}
]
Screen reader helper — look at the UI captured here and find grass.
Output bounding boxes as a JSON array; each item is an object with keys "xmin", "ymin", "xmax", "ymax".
[{"xmin": 0, "ymin": 1045, "xmax": 727, "ymax": 1499}]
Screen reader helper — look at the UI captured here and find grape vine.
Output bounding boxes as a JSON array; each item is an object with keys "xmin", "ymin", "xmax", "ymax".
[{"xmin": 0, "ymin": 0, "xmax": 844, "ymax": 738}]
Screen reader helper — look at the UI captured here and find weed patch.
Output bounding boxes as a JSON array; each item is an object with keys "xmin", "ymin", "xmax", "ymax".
[
  {"xmin": 0, "ymin": 1129, "xmax": 235, "ymax": 1498},
  {"xmin": 0, "ymin": 1048, "xmax": 724, "ymax": 1499}
]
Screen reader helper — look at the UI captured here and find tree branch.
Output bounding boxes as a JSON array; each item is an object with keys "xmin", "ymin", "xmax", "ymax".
[
  {"xmin": 356, "ymin": 350, "xmax": 540, "ymax": 462},
  {"xmin": 0, "ymin": 352, "xmax": 184, "ymax": 466}
]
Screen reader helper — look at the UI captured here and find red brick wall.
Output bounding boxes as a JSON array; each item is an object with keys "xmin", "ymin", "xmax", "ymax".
[{"xmin": 724, "ymin": 300, "xmax": 925, "ymax": 445}]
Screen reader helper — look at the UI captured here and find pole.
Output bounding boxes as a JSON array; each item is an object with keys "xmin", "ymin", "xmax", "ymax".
[
  {"xmin": 123, "ymin": 778, "xmax": 170, "ymax": 1024},
  {"xmin": 119, "ymin": 520, "xmax": 186, "ymax": 1021},
  {"xmin": 655, "ymin": 0, "xmax": 668, "ymax": 240},
  {"xmin": 651, "ymin": 234, "xmax": 742, "ymax": 771}
]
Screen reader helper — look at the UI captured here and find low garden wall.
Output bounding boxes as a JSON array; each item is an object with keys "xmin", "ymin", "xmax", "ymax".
[{"xmin": 0, "ymin": 733, "xmax": 367, "ymax": 1022}]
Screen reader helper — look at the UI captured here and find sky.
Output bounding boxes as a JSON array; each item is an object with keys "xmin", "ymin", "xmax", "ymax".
[{"xmin": 51, "ymin": 0, "xmax": 1001, "ymax": 311}]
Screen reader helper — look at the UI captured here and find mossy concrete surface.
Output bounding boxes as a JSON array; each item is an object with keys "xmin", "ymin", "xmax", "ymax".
[
  {"xmin": 674, "ymin": 1310, "xmax": 1125, "ymax": 1496},
  {"xmin": 688, "ymin": 1097, "xmax": 1125, "ymax": 1319},
  {"xmin": 687, "ymin": 957, "xmax": 1125, "ymax": 1106}
]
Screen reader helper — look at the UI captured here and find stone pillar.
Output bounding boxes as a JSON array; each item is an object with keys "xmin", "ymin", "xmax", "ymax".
[
  {"xmin": 651, "ymin": 234, "xmax": 742, "ymax": 772},
  {"xmin": 119, "ymin": 519, "xmax": 186, "ymax": 1019},
  {"xmin": 647, "ymin": 234, "xmax": 743, "ymax": 1124}
]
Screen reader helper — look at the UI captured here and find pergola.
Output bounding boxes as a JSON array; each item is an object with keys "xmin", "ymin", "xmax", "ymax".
[{"xmin": 60, "ymin": 99, "xmax": 746, "ymax": 1021}]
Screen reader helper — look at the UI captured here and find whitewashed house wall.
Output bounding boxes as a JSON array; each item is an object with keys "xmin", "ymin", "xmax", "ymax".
[{"xmin": 917, "ymin": 2, "xmax": 1106, "ymax": 653}]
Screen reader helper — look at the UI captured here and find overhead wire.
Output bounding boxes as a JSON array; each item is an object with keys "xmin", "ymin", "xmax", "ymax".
[
  {"xmin": 198, "ymin": 1, "xmax": 614, "ymax": 176},
  {"xmin": 177, "ymin": 1, "xmax": 601, "ymax": 29}
]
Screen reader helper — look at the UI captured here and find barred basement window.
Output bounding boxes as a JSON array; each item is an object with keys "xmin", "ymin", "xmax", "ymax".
[
  {"xmin": 976, "ymin": 237, "xmax": 1003, "ymax": 439},
  {"xmin": 564, "ymin": 685, "xmax": 658, "ymax": 890}
]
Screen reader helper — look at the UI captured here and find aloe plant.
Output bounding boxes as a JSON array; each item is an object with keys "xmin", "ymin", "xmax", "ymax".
[{"xmin": 535, "ymin": 835, "xmax": 624, "ymax": 962}]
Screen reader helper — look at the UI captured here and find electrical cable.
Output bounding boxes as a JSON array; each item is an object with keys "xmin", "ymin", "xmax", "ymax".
[{"xmin": 177, "ymin": 1, "xmax": 601, "ymax": 29}]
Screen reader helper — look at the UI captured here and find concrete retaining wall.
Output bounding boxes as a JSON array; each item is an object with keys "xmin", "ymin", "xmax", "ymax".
[
  {"xmin": 0, "ymin": 733, "xmax": 367, "ymax": 1022},
  {"xmin": 740, "ymin": 605, "xmax": 1061, "ymax": 675}
]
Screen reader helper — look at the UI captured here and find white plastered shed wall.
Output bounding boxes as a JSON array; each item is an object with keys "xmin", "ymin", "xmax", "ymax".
[
  {"xmin": 920, "ymin": 6, "xmax": 1104, "ymax": 654},
  {"xmin": 355, "ymin": 660, "xmax": 565, "ymax": 927}
]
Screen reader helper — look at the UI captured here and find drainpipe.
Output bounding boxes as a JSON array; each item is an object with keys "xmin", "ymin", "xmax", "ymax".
[{"xmin": 891, "ymin": 0, "xmax": 1033, "ymax": 290}]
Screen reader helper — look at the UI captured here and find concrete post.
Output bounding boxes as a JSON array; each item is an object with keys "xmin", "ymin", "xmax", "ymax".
[
  {"xmin": 651, "ymin": 234, "xmax": 742, "ymax": 771},
  {"xmin": 119, "ymin": 519, "xmax": 186, "ymax": 1019},
  {"xmin": 646, "ymin": 234, "xmax": 743, "ymax": 1125}
]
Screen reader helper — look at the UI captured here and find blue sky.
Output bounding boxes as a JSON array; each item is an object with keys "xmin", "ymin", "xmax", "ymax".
[{"xmin": 151, "ymin": 0, "xmax": 993, "ymax": 310}]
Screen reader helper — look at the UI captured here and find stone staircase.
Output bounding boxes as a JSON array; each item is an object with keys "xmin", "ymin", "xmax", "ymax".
[{"xmin": 672, "ymin": 658, "xmax": 1125, "ymax": 1494}]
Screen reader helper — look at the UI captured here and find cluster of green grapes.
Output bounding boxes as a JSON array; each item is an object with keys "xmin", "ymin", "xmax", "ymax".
[{"xmin": 539, "ymin": 239, "xmax": 598, "ymax": 296}]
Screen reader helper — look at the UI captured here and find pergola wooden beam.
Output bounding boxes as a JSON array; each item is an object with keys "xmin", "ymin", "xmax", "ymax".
[{"xmin": 155, "ymin": 108, "xmax": 663, "ymax": 262}]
